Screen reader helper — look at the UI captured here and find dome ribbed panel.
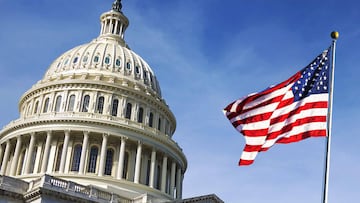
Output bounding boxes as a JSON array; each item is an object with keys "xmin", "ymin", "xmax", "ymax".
[{"xmin": 42, "ymin": 41, "xmax": 162, "ymax": 97}]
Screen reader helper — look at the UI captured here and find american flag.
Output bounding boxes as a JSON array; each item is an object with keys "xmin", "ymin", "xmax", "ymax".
[{"xmin": 223, "ymin": 48, "xmax": 331, "ymax": 166}]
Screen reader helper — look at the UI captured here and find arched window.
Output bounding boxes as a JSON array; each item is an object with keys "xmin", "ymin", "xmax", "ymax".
[
  {"xmin": 82, "ymin": 55, "xmax": 89, "ymax": 64},
  {"xmin": 43, "ymin": 98, "xmax": 50, "ymax": 113},
  {"xmin": 94, "ymin": 55, "xmax": 100, "ymax": 63},
  {"xmin": 104, "ymin": 149, "xmax": 114, "ymax": 175},
  {"xmin": 104, "ymin": 56, "xmax": 111, "ymax": 65},
  {"xmin": 115, "ymin": 58, "xmax": 121, "ymax": 67},
  {"xmin": 55, "ymin": 95, "xmax": 62, "ymax": 112},
  {"xmin": 55, "ymin": 144, "xmax": 63, "ymax": 171},
  {"xmin": 63, "ymin": 57, "xmax": 69, "ymax": 66},
  {"xmin": 71, "ymin": 144, "xmax": 82, "ymax": 171},
  {"xmin": 67, "ymin": 94, "xmax": 75, "ymax": 111},
  {"xmin": 111, "ymin": 99, "xmax": 119, "ymax": 116},
  {"xmin": 126, "ymin": 62, "xmax": 131, "ymax": 70},
  {"xmin": 73, "ymin": 57, "xmax": 79, "ymax": 64},
  {"xmin": 137, "ymin": 107, "xmax": 144, "ymax": 123},
  {"xmin": 87, "ymin": 146, "xmax": 98, "ymax": 173},
  {"xmin": 97, "ymin": 96, "xmax": 104, "ymax": 114},
  {"xmin": 149, "ymin": 112, "xmax": 154, "ymax": 127},
  {"xmin": 56, "ymin": 61, "xmax": 61, "ymax": 69},
  {"xmin": 158, "ymin": 118, "xmax": 162, "ymax": 131},
  {"xmin": 123, "ymin": 152, "xmax": 129, "ymax": 179},
  {"xmin": 81, "ymin": 95, "xmax": 90, "ymax": 112},
  {"xmin": 33, "ymin": 101, "xmax": 39, "ymax": 114},
  {"xmin": 125, "ymin": 103, "xmax": 132, "ymax": 119}
]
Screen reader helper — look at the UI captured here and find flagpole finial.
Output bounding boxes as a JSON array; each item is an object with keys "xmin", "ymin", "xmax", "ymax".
[{"xmin": 331, "ymin": 31, "xmax": 339, "ymax": 40}]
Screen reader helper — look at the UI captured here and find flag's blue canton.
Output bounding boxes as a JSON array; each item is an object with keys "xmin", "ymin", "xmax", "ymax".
[{"xmin": 292, "ymin": 49, "xmax": 331, "ymax": 102}]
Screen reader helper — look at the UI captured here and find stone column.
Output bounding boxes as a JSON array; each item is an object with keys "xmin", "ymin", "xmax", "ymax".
[
  {"xmin": 149, "ymin": 148, "xmax": 156, "ymax": 188},
  {"xmin": 10, "ymin": 136, "xmax": 22, "ymax": 176},
  {"xmin": 106, "ymin": 19, "xmax": 110, "ymax": 33},
  {"xmin": 116, "ymin": 137, "xmax": 126, "ymax": 179},
  {"xmin": 24, "ymin": 132, "xmax": 36, "ymax": 174},
  {"xmin": 176, "ymin": 168, "xmax": 182, "ymax": 199},
  {"xmin": 120, "ymin": 23, "xmax": 124, "ymax": 39},
  {"xmin": 114, "ymin": 20, "xmax": 119, "ymax": 34},
  {"xmin": 62, "ymin": 90, "xmax": 69, "ymax": 112},
  {"xmin": 160, "ymin": 155, "xmax": 168, "ymax": 192},
  {"xmin": 59, "ymin": 130, "xmax": 70, "ymax": 173},
  {"xmin": 79, "ymin": 131, "xmax": 89, "ymax": 174},
  {"xmin": 0, "ymin": 144, "xmax": 3, "ymax": 167},
  {"xmin": 33, "ymin": 144, "xmax": 42, "ymax": 173},
  {"xmin": 98, "ymin": 134, "xmax": 108, "ymax": 176},
  {"xmin": 46, "ymin": 141, "xmax": 57, "ymax": 173},
  {"xmin": 170, "ymin": 162, "xmax": 176, "ymax": 196},
  {"xmin": 134, "ymin": 141, "xmax": 142, "ymax": 183},
  {"xmin": 41, "ymin": 131, "xmax": 52, "ymax": 173},
  {"xmin": 64, "ymin": 139, "xmax": 73, "ymax": 173},
  {"xmin": 28, "ymin": 98, "xmax": 35, "ymax": 116},
  {"xmin": 180, "ymin": 174, "xmax": 184, "ymax": 198},
  {"xmin": 0, "ymin": 140, "xmax": 11, "ymax": 175},
  {"xmin": 38, "ymin": 95, "xmax": 45, "ymax": 114},
  {"xmin": 100, "ymin": 21, "xmax": 104, "ymax": 34},
  {"xmin": 104, "ymin": 95, "xmax": 110, "ymax": 115}
]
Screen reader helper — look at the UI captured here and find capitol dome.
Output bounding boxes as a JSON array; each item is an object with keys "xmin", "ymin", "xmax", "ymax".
[
  {"xmin": 0, "ymin": 1, "xmax": 187, "ymax": 202},
  {"xmin": 43, "ymin": 1, "xmax": 161, "ymax": 98},
  {"xmin": 43, "ymin": 32, "xmax": 162, "ymax": 98}
]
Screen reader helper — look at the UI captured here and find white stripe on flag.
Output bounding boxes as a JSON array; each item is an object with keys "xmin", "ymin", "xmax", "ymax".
[
  {"xmin": 268, "ymin": 108, "xmax": 328, "ymax": 133},
  {"xmin": 240, "ymin": 151, "xmax": 259, "ymax": 161},
  {"xmin": 230, "ymin": 102, "xmax": 279, "ymax": 123},
  {"xmin": 243, "ymin": 85, "xmax": 290, "ymax": 110},
  {"xmin": 262, "ymin": 122, "xmax": 327, "ymax": 148},
  {"xmin": 243, "ymin": 136, "xmax": 267, "ymax": 146},
  {"xmin": 270, "ymin": 93, "xmax": 328, "ymax": 119}
]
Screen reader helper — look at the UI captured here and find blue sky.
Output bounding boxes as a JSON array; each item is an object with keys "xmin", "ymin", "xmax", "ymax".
[{"xmin": 0, "ymin": 0, "xmax": 359, "ymax": 202}]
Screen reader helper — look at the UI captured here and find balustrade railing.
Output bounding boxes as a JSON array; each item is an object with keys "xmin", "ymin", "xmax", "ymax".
[{"xmin": 42, "ymin": 175, "xmax": 132, "ymax": 202}]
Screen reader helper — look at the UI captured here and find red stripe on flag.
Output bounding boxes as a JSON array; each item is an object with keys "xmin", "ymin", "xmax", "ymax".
[
  {"xmin": 232, "ymin": 112, "xmax": 273, "ymax": 126},
  {"xmin": 241, "ymin": 129, "xmax": 269, "ymax": 137},
  {"xmin": 239, "ymin": 159, "xmax": 254, "ymax": 166},
  {"xmin": 276, "ymin": 97, "xmax": 295, "ymax": 109},
  {"xmin": 276, "ymin": 130, "xmax": 327, "ymax": 143},
  {"xmin": 229, "ymin": 73, "xmax": 301, "ymax": 115},
  {"xmin": 243, "ymin": 144, "xmax": 263, "ymax": 152},
  {"xmin": 270, "ymin": 101, "xmax": 328, "ymax": 124},
  {"xmin": 223, "ymin": 47, "xmax": 331, "ymax": 166},
  {"xmin": 267, "ymin": 116, "xmax": 327, "ymax": 140},
  {"xmin": 238, "ymin": 95, "xmax": 284, "ymax": 115}
]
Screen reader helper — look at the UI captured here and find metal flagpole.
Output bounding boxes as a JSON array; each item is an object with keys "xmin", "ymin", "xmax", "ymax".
[{"xmin": 322, "ymin": 31, "xmax": 338, "ymax": 203}]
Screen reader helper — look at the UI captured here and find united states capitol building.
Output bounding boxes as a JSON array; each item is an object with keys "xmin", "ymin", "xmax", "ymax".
[{"xmin": 0, "ymin": 1, "xmax": 223, "ymax": 203}]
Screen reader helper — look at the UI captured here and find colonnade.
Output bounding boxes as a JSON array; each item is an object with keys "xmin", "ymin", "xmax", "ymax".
[
  {"xmin": 100, "ymin": 14, "xmax": 125, "ymax": 38},
  {"xmin": 0, "ymin": 130, "xmax": 184, "ymax": 199}
]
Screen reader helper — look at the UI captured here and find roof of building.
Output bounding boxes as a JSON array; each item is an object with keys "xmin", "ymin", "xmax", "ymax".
[{"xmin": 42, "ymin": 1, "xmax": 162, "ymax": 98}]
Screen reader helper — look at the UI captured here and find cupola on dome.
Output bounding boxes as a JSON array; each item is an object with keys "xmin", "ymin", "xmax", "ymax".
[{"xmin": 42, "ymin": 0, "xmax": 162, "ymax": 97}]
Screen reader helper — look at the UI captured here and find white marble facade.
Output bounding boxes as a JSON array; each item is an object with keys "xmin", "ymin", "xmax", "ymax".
[{"xmin": 0, "ymin": 1, "xmax": 187, "ymax": 202}]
